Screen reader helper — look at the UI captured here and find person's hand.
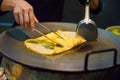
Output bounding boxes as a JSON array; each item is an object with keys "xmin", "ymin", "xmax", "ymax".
[
  {"xmin": 1, "ymin": 0, "xmax": 38, "ymax": 31},
  {"xmin": 90, "ymin": 0, "xmax": 99, "ymax": 10},
  {"xmin": 13, "ymin": 0, "xmax": 38, "ymax": 31},
  {"xmin": 78, "ymin": 0, "xmax": 99, "ymax": 10}
]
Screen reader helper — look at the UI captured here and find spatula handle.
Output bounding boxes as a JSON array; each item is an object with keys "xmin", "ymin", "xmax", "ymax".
[{"xmin": 84, "ymin": 0, "xmax": 90, "ymax": 21}]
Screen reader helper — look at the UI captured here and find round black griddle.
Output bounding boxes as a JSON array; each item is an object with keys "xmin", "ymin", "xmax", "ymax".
[{"xmin": 0, "ymin": 22, "xmax": 120, "ymax": 72}]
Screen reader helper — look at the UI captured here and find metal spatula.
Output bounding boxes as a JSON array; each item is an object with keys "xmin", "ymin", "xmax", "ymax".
[
  {"xmin": 34, "ymin": 23, "xmax": 64, "ymax": 47},
  {"xmin": 76, "ymin": 0, "xmax": 98, "ymax": 41}
]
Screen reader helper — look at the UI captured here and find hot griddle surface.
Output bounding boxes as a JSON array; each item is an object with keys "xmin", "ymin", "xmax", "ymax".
[{"xmin": 0, "ymin": 22, "xmax": 120, "ymax": 72}]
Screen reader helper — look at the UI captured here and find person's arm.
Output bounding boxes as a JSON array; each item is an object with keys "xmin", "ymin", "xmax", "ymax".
[
  {"xmin": 0, "ymin": 0, "xmax": 38, "ymax": 30},
  {"xmin": 78, "ymin": 0, "xmax": 102, "ymax": 14}
]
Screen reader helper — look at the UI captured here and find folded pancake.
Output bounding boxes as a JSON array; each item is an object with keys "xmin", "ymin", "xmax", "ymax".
[{"xmin": 24, "ymin": 30, "xmax": 86, "ymax": 55}]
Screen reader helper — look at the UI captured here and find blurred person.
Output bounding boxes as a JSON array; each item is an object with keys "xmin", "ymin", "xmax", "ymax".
[{"xmin": 0, "ymin": 0, "xmax": 102, "ymax": 31}]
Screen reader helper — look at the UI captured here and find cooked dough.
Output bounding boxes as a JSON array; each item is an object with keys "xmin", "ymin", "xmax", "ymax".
[{"xmin": 24, "ymin": 30, "xmax": 86, "ymax": 55}]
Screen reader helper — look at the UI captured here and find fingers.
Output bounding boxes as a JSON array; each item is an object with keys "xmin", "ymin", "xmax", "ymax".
[
  {"xmin": 14, "ymin": 8, "xmax": 24, "ymax": 27},
  {"xmin": 23, "ymin": 9, "xmax": 29, "ymax": 28},
  {"xmin": 29, "ymin": 8, "xmax": 35, "ymax": 31},
  {"xmin": 34, "ymin": 16, "xmax": 39, "ymax": 23},
  {"xmin": 14, "ymin": 13, "xmax": 19, "ymax": 24},
  {"xmin": 13, "ymin": 1, "xmax": 37, "ymax": 30}
]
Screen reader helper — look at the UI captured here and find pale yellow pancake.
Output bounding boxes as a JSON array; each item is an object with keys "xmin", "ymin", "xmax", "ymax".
[{"xmin": 24, "ymin": 30, "xmax": 86, "ymax": 55}]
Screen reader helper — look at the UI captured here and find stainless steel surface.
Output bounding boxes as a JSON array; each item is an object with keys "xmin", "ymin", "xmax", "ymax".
[
  {"xmin": 2, "ymin": 57, "xmax": 120, "ymax": 80},
  {"xmin": 0, "ymin": 22, "xmax": 120, "ymax": 72},
  {"xmin": 76, "ymin": 0, "xmax": 98, "ymax": 41}
]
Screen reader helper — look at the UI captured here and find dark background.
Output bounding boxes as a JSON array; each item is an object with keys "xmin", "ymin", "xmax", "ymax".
[
  {"xmin": 0, "ymin": 0, "xmax": 120, "ymax": 29},
  {"xmin": 62, "ymin": 0, "xmax": 120, "ymax": 29}
]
